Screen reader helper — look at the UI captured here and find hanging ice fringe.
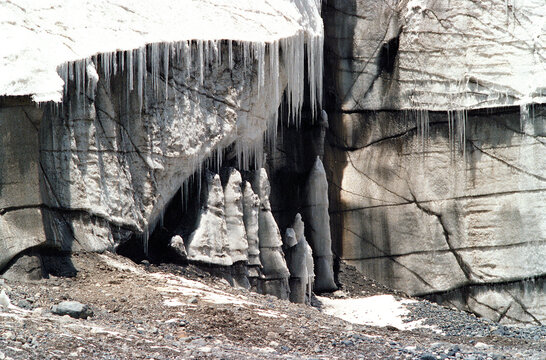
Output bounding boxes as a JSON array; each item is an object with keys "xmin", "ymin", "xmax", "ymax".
[{"xmin": 55, "ymin": 22, "xmax": 324, "ymax": 168}]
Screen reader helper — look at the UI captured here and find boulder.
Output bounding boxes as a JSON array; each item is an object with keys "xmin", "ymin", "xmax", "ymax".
[{"xmin": 51, "ymin": 301, "xmax": 93, "ymax": 319}]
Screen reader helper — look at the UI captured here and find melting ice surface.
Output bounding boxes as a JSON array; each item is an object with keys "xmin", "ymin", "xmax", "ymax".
[{"xmin": 0, "ymin": 0, "xmax": 323, "ymax": 118}]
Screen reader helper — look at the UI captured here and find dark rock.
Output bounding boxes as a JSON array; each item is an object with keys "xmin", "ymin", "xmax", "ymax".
[
  {"xmin": 419, "ymin": 353, "xmax": 437, "ymax": 360},
  {"xmin": 51, "ymin": 301, "xmax": 93, "ymax": 319},
  {"xmin": 447, "ymin": 345, "xmax": 460, "ymax": 356},
  {"xmin": 1, "ymin": 255, "xmax": 43, "ymax": 282},
  {"xmin": 17, "ymin": 299, "xmax": 32, "ymax": 309}
]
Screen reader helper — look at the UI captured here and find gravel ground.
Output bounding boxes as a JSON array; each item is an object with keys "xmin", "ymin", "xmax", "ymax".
[{"xmin": 0, "ymin": 253, "xmax": 544, "ymax": 359}]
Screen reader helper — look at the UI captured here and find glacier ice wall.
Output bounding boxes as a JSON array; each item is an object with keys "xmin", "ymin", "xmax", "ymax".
[
  {"xmin": 326, "ymin": 0, "xmax": 546, "ymax": 112},
  {"xmin": 323, "ymin": 0, "xmax": 546, "ymax": 324}
]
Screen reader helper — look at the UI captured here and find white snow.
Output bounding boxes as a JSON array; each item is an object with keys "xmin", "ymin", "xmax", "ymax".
[
  {"xmin": 317, "ymin": 295, "xmax": 436, "ymax": 331},
  {"xmin": 0, "ymin": 289, "xmax": 11, "ymax": 309},
  {"xmin": 0, "ymin": 0, "xmax": 323, "ymax": 117}
]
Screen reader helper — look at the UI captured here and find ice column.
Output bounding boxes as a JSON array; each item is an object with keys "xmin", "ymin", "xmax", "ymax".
[
  {"xmin": 224, "ymin": 169, "xmax": 249, "ymax": 263},
  {"xmin": 285, "ymin": 214, "xmax": 315, "ymax": 304},
  {"xmin": 304, "ymin": 157, "xmax": 337, "ymax": 292},
  {"xmin": 186, "ymin": 171, "xmax": 231, "ymax": 266},
  {"xmin": 243, "ymin": 181, "xmax": 263, "ymax": 290},
  {"xmin": 252, "ymin": 168, "xmax": 290, "ymax": 300},
  {"xmin": 224, "ymin": 168, "xmax": 250, "ymax": 289}
]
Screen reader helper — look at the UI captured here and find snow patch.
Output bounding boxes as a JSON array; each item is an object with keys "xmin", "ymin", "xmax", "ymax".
[{"xmin": 317, "ymin": 295, "xmax": 436, "ymax": 331}]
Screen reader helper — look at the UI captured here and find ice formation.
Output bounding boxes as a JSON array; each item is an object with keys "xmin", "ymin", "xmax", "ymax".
[
  {"xmin": 304, "ymin": 157, "xmax": 337, "ymax": 292},
  {"xmin": 0, "ymin": 0, "xmax": 326, "ymax": 268},
  {"xmin": 252, "ymin": 168, "xmax": 291, "ymax": 299},
  {"xmin": 400, "ymin": 0, "xmax": 546, "ymax": 111},
  {"xmin": 0, "ymin": 0, "xmax": 323, "ymax": 116},
  {"xmin": 223, "ymin": 169, "xmax": 248, "ymax": 263},
  {"xmin": 186, "ymin": 171, "xmax": 231, "ymax": 266},
  {"xmin": 242, "ymin": 182, "xmax": 262, "ymax": 270},
  {"xmin": 285, "ymin": 214, "xmax": 315, "ymax": 304}
]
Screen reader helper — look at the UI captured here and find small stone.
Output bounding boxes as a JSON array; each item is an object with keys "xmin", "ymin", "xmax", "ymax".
[
  {"xmin": 188, "ymin": 297, "xmax": 199, "ymax": 304},
  {"xmin": 17, "ymin": 299, "xmax": 32, "ymax": 309},
  {"xmin": 447, "ymin": 345, "xmax": 460, "ymax": 356},
  {"xmin": 474, "ymin": 342, "xmax": 490, "ymax": 349},
  {"xmin": 419, "ymin": 354, "xmax": 437, "ymax": 360},
  {"xmin": 51, "ymin": 301, "xmax": 93, "ymax": 319},
  {"xmin": 269, "ymin": 341, "xmax": 279, "ymax": 347},
  {"xmin": 3, "ymin": 331, "xmax": 15, "ymax": 341}
]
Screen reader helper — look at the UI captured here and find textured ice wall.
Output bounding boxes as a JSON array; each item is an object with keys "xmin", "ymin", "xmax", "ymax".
[
  {"xmin": 323, "ymin": 0, "xmax": 546, "ymax": 324},
  {"xmin": 327, "ymin": 0, "xmax": 546, "ymax": 112}
]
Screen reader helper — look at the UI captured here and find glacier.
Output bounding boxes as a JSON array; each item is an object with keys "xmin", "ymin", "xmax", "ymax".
[{"xmin": 1, "ymin": 0, "xmax": 545, "ymax": 324}]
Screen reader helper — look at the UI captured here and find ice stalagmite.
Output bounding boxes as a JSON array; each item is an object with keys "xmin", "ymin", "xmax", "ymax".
[
  {"xmin": 252, "ymin": 168, "xmax": 290, "ymax": 300},
  {"xmin": 242, "ymin": 181, "xmax": 263, "ymax": 289},
  {"xmin": 186, "ymin": 171, "xmax": 231, "ymax": 266},
  {"xmin": 223, "ymin": 168, "xmax": 250, "ymax": 289},
  {"xmin": 285, "ymin": 214, "xmax": 315, "ymax": 304},
  {"xmin": 169, "ymin": 235, "xmax": 188, "ymax": 262},
  {"xmin": 223, "ymin": 169, "xmax": 248, "ymax": 263},
  {"xmin": 304, "ymin": 157, "xmax": 337, "ymax": 292}
]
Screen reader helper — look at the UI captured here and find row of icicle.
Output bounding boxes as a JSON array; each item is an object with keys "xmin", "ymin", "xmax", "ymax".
[{"xmin": 56, "ymin": 37, "xmax": 323, "ymax": 126}]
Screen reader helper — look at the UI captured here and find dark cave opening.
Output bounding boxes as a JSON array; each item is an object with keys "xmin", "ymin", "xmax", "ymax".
[{"xmin": 378, "ymin": 36, "xmax": 399, "ymax": 74}]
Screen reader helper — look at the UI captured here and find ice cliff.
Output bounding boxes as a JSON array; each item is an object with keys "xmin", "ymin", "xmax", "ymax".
[{"xmin": 324, "ymin": 0, "xmax": 545, "ymax": 324}]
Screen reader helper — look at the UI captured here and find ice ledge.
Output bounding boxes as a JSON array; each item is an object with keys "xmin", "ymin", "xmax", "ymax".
[{"xmin": 0, "ymin": 0, "xmax": 323, "ymax": 108}]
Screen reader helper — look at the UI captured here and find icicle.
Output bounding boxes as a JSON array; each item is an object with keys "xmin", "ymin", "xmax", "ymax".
[
  {"xmin": 137, "ymin": 47, "xmax": 145, "ymax": 111},
  {"xmin": 127, "ymin": 50, "xmax": 134, "ymax": 91},
  {"xmin": 205, "ymin": 40, "xmax": 210, "ymax": 72},
  {"xmin": 212, "ymin": 40, "xmax": 219, "ymax": 68},
  {"xmin": 228, "ymin": 40, "xmax": 233, "ymax": 70},
  {"xmin": 151, "ymin": 43, "xmax": 159, "ymax": 97},
  {"xmin": 143, "ymin": 229, "xmax": 149, "ymax": 257},
  {"xmin": 112, "ymin": 51, "xmax": 118, "ymax": 76},
  {"xmin": 520, "ymin": 104, "xmax": 529, "ymax": 132},
  {"xmin": 198, "ymin": 40, "xmax": 204, "ymax": 85},
  {"xmin": 163, "ymin": 43, "xmax": 169, "ymax": 99},
  {"xmin": 75, "ymin": 61, "xmax": 81, "ymax": 104},
  {"xmin": 185, "ymin": 40, "xmax": 191, "ymax": 79},
  {"xmin": 456, "ymin": 109, "xmax": 467, "ymax": 157}
]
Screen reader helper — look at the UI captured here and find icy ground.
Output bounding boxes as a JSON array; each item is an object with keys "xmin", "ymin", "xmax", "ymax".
[{"xmin": 0, "ymin": 253, "xmax": 544, "ymax": 359}]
